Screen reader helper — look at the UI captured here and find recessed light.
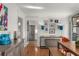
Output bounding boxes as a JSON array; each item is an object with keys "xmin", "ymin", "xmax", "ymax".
[{"xmin": 24, "ymin": 6, "xmax": 44, "ymax": 9}]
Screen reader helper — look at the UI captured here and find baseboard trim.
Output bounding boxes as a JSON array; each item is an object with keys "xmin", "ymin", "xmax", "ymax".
[{"xmin": 40, "ymin": 46, "xmax": 48, "ymax": 49}]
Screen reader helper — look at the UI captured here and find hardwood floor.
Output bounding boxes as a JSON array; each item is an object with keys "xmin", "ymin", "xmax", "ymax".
[{"xmin": 23, "ymin": 41, "xmax": 49, "ymax": 56}]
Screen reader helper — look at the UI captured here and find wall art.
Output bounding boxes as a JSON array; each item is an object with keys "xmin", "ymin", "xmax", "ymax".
[
  {"xmin": 0, "ymin": 4, "xmax": 8, "ymax": 31},
  {"xmin": 55, "ymin": 19, "xmax": 58, "ymax": 23}
]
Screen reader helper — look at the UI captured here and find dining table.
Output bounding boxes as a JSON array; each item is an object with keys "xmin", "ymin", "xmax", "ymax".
[{"xmin": 57, "ymin": 41, "xmax": 79, "ymax": 56}]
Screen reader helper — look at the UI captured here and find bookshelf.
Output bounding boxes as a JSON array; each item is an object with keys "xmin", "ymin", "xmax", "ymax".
[{"xmin": 72, "ymin": 14, "xmax": 79, "ymax": 41}]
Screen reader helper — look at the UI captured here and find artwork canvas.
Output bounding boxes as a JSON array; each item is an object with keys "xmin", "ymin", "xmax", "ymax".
[
  {"xmin": 49, "ymin": 28, "xmax": 55, "ymax": 34},
  {"xmin": 58, "ymin": 26, "xmax": 63, "ymax": 30},
  {"xmin": 45, "ymin": 27, "xmax": 48, "ymax": 31},
  {"xmin": 41, "ymin": 25, "xmax": 44, "ymax": 30},
  {"xmin": 50, "ymin": 19, "xmax": 53, "ymax": 22},
  {"xmin": 0, "ymin": 4, "xmax": 8, "ymax": 31},
  {"xmin": 55, "ymin": 19, "xmax": 58, "ymax": 23},
  {"xmin": 49, "ymin": 23, "xmax": 56, "ymax": 34}
]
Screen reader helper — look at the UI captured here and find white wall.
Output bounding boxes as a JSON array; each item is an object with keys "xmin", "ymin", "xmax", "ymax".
[
  {"xmin": 26, "ymin": 13, "xmax": 69, "ymax": 47},
  {"xmin": 4, "ymin": 4, "xmax": 27, "ymax": 47},
  {"xmin": 3, "ymin": 4, "xmax": 18, "ymax": 39},
  {"xmin": 17, "ymin": 7, "xmax": 28, "ymax": 47}
]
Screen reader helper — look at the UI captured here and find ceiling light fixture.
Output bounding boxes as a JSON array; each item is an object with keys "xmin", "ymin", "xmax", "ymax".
[{"xmin": 24, "ymin": 6, "xmax": 44, "ymax": 9}]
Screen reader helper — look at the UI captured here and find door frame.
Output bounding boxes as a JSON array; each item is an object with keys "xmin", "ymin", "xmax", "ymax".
[{"xmin": 17, "ymin": 17, "xmax": 23, "ymax": 39}]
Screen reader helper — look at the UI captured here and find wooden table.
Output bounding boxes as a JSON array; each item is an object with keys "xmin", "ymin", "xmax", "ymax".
[
  {"xmin": 57, "ymin": 41, "xmax": 79, "ymax": 56},
  {"xmin": 49, "ymin": 47, "xmax": 64, "ymax": 56}
]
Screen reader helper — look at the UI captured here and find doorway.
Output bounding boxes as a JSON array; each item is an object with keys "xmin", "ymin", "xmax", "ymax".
[{"xmin": 29, "ymin": 25, "xmax": 35, "ymax": 41}]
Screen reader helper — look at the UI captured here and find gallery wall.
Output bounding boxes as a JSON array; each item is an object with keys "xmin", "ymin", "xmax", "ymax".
[{"xmin": 25, "ymin": 12, "xmax": 69, "ymax": 46}]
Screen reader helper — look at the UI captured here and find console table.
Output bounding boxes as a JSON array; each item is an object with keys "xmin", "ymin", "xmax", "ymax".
[{"xmin": 40, "ymin": 36, "xmax": 61, "ymax": 48}]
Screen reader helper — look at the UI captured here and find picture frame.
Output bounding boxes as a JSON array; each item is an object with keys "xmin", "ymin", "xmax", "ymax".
[
  {"xmin": 0, "ymin": 4, "xmax": 8, "ymax": 31},
  {"xmin": 49, "ymin": 28, "xmax": 55, "ymax": 34},
  {"xmin": 49, "ymin": 23, "xmax": 55, "ymax": 34},
  {"xmin": 41, "ymin": 25, "xmax": 45, "ymax": 30},
  {"xmin": 55, "ymin": 19, "xmax": 58, "ymax": 23}
]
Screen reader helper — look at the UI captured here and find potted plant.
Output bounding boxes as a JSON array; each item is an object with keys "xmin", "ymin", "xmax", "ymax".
[{"xmin": 75, "ymin": 37, "xmax": 79, "ymax": 47}]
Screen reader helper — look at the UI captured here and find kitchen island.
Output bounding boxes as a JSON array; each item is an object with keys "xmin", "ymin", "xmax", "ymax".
[{"xmin": 0, "ymin": 39, "xmax": 24, "ymax": 56}]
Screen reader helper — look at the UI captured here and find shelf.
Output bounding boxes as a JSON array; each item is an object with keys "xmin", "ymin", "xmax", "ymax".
[
  {"xmin": 72, "ymin": 14, "xmax": 79, "ymax": 41},
  {"xmin": 73, "ymin": 26, "xmax": 79, "ymax": 27}
]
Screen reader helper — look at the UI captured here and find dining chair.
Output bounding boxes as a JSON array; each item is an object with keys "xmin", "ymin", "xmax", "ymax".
[{"xmin": 61, "ymin": 37, "xmax": 71, "ymax": 56}]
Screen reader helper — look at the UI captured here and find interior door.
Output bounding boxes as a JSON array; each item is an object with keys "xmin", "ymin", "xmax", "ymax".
[{"xmin": 29, "ymin": 25, "xmax": 35, "ymax": 41}]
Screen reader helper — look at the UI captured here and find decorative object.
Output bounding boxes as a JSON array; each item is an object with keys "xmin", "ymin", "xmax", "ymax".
[
  {"xmin": 0, "ymin": 4, "xmax": 8, "ymax": 31},
  {"xmin": 45, "ymin": 27, "xmax": 48, "ymax": 31},
  {"xmin": 49, "ymin": 23, "xmax": 56, "ymax": 34},
  {"xmin": 55, "ymin": 19, "xmax": 59, "ymax": 23},
  {"xmin": 14, "ymin": 31, "xmax": 17, "ymax": 40},
  {"xmin": 49, "ymin": 28, "xmax": 55, "ymax": 34},
  {"xmin": 75, "ymin": 40, "xmax": 79, "ymax": 47},
  {"xmin": 62, "ymin": 37, "xmax": 70, "ymax": 42},
  {"xmin": 0, "ymin": 34, "xmax": 11, "ymax": 45},
  {"xmin": 50, "ymin": 19, "xmax": 53, "ymax": 22},
  {"xmin": 45, "ymin": 22, "xmax": 47, "ymax": 25},
  {"xmin": 58, "ymin": 25, "xmax": 63, "ymax": 36},
  {"xmin": 41, "ymin": 25, "xmax": 44, "ymax": 30},
  {"xmin": 58, "ymin": 25, "xmax": 63, "ymax": 30},
  {"xmin": 50, "ymin": 24, "xmax": 54, "ymax": 27}
]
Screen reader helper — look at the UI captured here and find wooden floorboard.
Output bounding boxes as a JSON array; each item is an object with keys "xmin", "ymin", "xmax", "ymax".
[{"xmin": 23, "ymin": 41, "xmax": 49, "ymax": 56}]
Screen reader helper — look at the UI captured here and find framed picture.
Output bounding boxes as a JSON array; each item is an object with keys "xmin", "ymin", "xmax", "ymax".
[
  {"xmin": 50, "ymin": 19, "xmax": 53, "ymax": 22},
  {"xmin": 58, "ymin": 25, "xmax": 63, "ymax": 30},
  {"xmin": 41, "ymin": 25, "xmax": 45, "ymax": 30},
  {"xmin": 55, "ymin": 19, "xmax": 58, "ymax": 23},
  {"xmin": 49, "ymin": 23, "xmax": 56, "ymax": 34},
  {"xmin": 0, "ymin": 4, "xmax": 8, "ymax": 31},
  {"xmin": 45, "ymin": 27, "xmax": 48, "ymax": 31},
  {"xmin": 49, "ymin": 28, "xmax": 55, "ymax": 34}
]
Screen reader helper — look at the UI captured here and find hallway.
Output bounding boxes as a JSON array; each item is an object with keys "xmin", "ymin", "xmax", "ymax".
[{"xmin": 23, "ymin": 41, "xmax": 49, "ymax": 56}]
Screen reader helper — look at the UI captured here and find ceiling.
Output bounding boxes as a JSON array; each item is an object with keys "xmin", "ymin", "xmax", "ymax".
[{"xmin": 16, "ymin": 3, "xmax": 79, "ymax": 17}]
